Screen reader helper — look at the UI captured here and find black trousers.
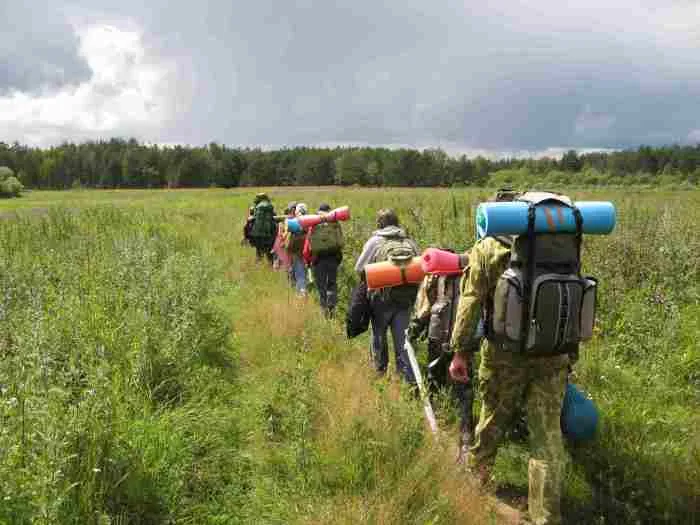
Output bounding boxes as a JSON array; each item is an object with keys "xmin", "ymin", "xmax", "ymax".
[
  {"xmin": 254, "ymin": 239, "xmax": 274, "ymax": 264},
  {"xmin": 312, "ymin": 256, "xmax": 339, "ymax": 312}
]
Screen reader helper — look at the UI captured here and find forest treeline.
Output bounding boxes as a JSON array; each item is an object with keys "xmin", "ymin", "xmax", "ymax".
[{"xmin": 1, "ymin": 139, "xmax": 699, "ymax": 189}]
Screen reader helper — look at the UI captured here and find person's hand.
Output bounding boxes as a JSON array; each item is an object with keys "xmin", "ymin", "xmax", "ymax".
[
  {"xmin": 406, "ymin": 322, "xmax": 425, "ymax": 342},
  {"xmin": 449, "ymin": 352, "xmax": 470, "ymax": 383}
]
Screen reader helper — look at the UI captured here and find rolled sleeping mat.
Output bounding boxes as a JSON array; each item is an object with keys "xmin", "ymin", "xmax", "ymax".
[
  {"xmin": 324, "ymin": 205, "xmax": 351, "ymax": 222},
  {"xmin": 421, "ymin": 248, "xmax": 469, "ymax": 276},
  {"xmin": 365, "ymin": 257, "xmax": 425, "ymax": 290},
  {"xmin": 292, "ymin": 206, "xmax": 352, "ymax": 230},
  {"xmin": 561, "ymin": 383, "xmax": 599, "ymax": 442},
  {"xmin": 286, "ymin": 218, "xmax": 303, "ymax": 234},
  {"xmin": 476, "ymin": 201, "xmax": 616, "ymax": 238},
  {"xmin": 296, "ymin": 214, "xmax": 324, "ymax": 229}
]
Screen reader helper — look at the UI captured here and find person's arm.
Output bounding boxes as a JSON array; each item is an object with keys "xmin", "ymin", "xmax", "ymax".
[
  {"xmin": 407, "ymin": 275, "xmax": 437, "ymax": 340},
  {"xmin": 449, "ymin": 241, "xmax": 494, "ymax": 382},
  {"xmin": 354, "ymin": 236, "xmax": 379, "ymax": 273}
]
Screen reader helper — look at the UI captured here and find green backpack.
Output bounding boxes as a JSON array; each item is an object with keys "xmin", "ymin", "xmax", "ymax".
[
  {"xmin": 489, "ymin": 192, "xmax": 598, "ymax": 356},
  {"xmin": 310, "ymin": 222, "xmax": 343, "ymax": 256},
  {"xmin": 250, "ymin": 200, "xmax": 276, "ymax": 239},
  {"xmin": 371, "ymin": 234, "xmax": 420, "ymax": 307}
]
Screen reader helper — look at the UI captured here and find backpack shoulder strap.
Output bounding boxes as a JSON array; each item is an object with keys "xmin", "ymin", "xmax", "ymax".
[{"xmin": 492, "ymin": 235, "xmax": 513, "ymax": 248}]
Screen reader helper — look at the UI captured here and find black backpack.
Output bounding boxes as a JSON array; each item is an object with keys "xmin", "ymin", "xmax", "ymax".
[{"xmin": 488, "ymin": 192, "xmax": 597, "ymax": 356}]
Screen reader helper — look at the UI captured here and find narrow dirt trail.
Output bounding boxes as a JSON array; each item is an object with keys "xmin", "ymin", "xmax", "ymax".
[{"xmin": 224, "ymin": 253, "xmax": 524, "ymax": 524}]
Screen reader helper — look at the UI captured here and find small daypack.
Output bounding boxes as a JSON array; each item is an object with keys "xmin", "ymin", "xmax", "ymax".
[
  {"xmin": 371, "ymin": 234, "xmax": 420, "ymax": 307},
  {"xmin": 250, "ymin": 200, "xmax": 276, "ymax": 239},
  {"xmin": 428, "ymin": 274, "xmax": 461, "ymax": 352},
  {"xmin": 488, "ymin": 192, "xmax": 598, "ymax": 356},
  {"xmin": 310, "ymin": 222, "xmax": 343, "ymax": 256}
]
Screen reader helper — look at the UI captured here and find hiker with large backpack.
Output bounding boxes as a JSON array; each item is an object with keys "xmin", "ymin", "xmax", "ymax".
[
  {"xmin": 449, "ymin": 190, "xmax": 600, "ymax": 525},
  {"xmin": 249, "ymin": 193, "xmax": 277, "ymax": 265},
  {"xmin": 303, "ymin": 203, "xmax": 343, "ymax": 317},
  {"xmin": 407, "ymin": 253, "xmax": 474, "ymax": 461},
  {"xmin": 355, "ymin": 209, "xmax": 420, "ymax": 385}
]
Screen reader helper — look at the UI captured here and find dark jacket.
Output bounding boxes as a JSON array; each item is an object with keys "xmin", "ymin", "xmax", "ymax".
[{"xmin": 346, "ymin": 280, "xmax": 371, "ymax": 338}]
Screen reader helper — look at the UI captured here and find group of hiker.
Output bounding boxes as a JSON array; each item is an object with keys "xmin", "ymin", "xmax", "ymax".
[
  {"xmin": 244, "ymin": 189, "xmax": 607, "ymax": 525},
  {"xmin": 243, "ymin": 193, "xmax": 343, "ymax": 317}
]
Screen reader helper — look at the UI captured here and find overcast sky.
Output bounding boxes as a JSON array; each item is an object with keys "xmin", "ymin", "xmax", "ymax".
[{"xmin": 1, "ymin": 0, "xmax": 699, "ymax": 156}]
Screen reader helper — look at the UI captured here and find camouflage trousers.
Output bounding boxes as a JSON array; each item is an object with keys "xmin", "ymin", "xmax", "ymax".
[{"xmin": 466, "ymin": 342, "xmax": 569, "ymax": 525}]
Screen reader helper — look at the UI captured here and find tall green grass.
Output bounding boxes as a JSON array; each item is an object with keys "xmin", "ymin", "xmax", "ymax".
[
  {"xmin": 0, "ymin": 188, "xmax": 698, "ymax": 524},
  {"xmin": 0, "ymin": 206, "xmax": 245, "ymax": 523}
]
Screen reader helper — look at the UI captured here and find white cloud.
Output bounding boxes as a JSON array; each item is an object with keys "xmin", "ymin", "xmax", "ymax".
[
  {"xmin": 0, "ymin": 24, "xmax": 182, "ymax": 146},
  {"xmin": 3, "ymin": 1, "xmax": 700, "ymax": 151}
]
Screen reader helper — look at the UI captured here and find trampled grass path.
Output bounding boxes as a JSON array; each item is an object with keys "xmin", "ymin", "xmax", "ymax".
[{"xmin": 225, "ymin": 252, "xmax": 523, "ymax": 524}]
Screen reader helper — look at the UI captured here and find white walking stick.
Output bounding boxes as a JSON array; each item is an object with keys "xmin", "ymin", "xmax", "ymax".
[{"xmin": 404, "ymin": 331, "xmax": 439, "ymax": 435}]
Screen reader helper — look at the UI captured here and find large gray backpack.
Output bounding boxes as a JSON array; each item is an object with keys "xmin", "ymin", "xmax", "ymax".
[
  {"xmin": 371, "ymin": 233, "xmax": 420, "ymax": 307},
  {"xmin": 489, "ymin": 192, "xmax": 597, "ymax": 356}
]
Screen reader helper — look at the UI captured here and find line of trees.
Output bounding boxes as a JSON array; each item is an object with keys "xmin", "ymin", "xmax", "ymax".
[{"xmin": 1, "ymin": 140, "xmax": 699, "ymax": 190}]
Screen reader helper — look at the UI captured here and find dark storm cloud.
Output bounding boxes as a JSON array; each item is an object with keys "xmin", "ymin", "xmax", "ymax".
[
  {"xmin": 0, "ymin": 2, "xmax": 91, "ymax": 94},
  {"xmin": 5, "ymin": 0, "xmax": 700, "ymax": 152}
]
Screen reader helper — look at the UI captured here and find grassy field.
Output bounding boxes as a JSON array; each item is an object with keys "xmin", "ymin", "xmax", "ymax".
[{"xmin": 0, "ymin": 187, "xmax": 698, "ymax": 524}]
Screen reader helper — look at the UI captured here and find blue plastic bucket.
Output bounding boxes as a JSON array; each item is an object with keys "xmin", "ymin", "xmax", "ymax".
[{"xmin": 561, "ymin": 383, "xmax": 599, "ymax": 442}]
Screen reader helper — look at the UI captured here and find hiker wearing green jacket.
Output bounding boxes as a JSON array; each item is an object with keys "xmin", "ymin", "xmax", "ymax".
[{"xmin": 449, "ymin": 191, "xmax": 571, "ymax": 525}]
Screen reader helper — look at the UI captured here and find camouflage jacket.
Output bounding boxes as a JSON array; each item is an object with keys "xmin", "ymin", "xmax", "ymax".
[{"xmin": 450, "ymin": 237, "xmax": 511, "ymax": 354}]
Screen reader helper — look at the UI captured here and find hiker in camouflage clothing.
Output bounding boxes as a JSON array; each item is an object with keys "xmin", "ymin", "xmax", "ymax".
[
  {"xmin": 355, "ymin": 209, "xmax": 420, "ymax": 385},
  {"xmin": 449, "ymin": 191, "xmax": 569, "ymax": 525}
]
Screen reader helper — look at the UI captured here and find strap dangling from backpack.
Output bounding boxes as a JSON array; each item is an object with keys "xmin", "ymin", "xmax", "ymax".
[
  {"xmin": 573, "ymin": 206, "xmax": 583, "ymax": 276},
  {"xmin": 521, "ymin": 204, "xmax": 537, "ymax": 353}
]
